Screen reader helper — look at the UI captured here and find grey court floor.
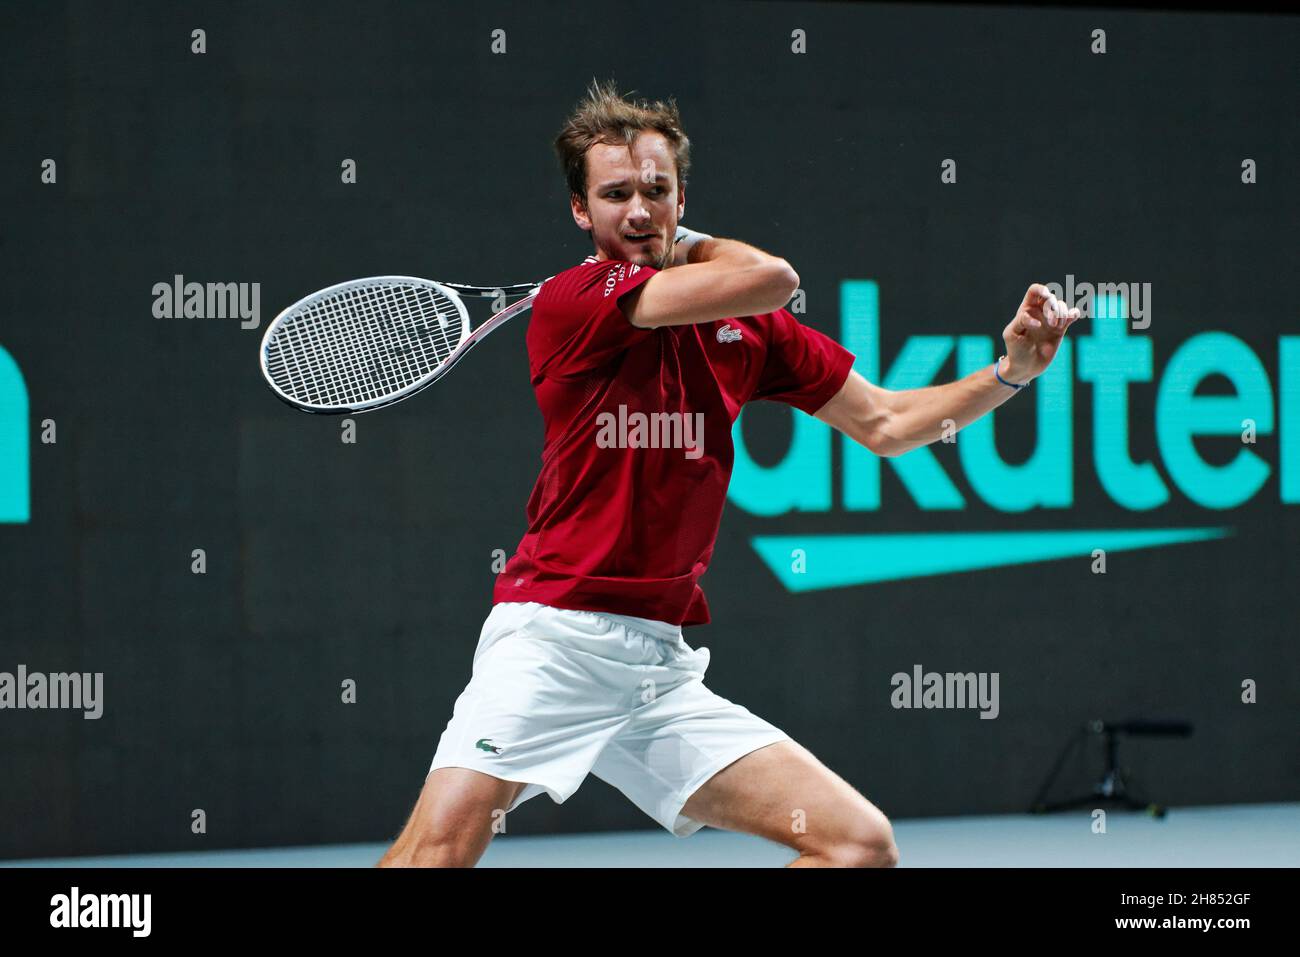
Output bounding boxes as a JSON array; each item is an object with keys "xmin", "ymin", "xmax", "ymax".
[{"xmin": 5, "ymin": 802, "xmax": 1296, "ymax": 868}]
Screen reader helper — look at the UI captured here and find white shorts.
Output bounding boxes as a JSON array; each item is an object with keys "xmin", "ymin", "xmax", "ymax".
[{"xmin": 428, "ymin": 601, "xmax": 791, "ymax": 837}]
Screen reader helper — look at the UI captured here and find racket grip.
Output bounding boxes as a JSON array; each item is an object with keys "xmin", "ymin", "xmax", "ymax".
[{"xmin": 672, "ymin": 226, "xmax": 713, "ymax": 265}]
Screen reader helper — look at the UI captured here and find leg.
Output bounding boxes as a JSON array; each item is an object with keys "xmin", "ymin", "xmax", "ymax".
[
  {"xmin": 592, "ymin": 668, "xmax": 896, "ymax": 866},
  {"xmin": 377, "ymin": 767, "xmax": 529, "ymax": 867},
  {"xmin": 383, "ymin": 602, "xmax": 635, "ymax": 867},
  {"xmin": 680, "ymin": 739, "xmax": 899, "ymax": 868}
]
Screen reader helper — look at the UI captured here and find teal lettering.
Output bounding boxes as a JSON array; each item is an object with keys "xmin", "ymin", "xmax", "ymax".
[
  {"xmin": 1156, "ymin": 332, "xmax": 1273, "ymax": 509},
  {"xmin": 725, "ymin": 282, "xmax": 1295, "ymax": 519},
  {"xmin": 1077, "ymin": 293, "xmax": 1168, "ymax": 510},
  {"xmin": 841, "ymin": 280, "xmax": 965, "ymax": 511},
  {"xmin": 730, "ymin": 409, "xmax": 833, "ymax": 516},
  {"xmin": 1282, "ymin": 337, "xmax": 1299, "ymax": 504},
  {"xmin": 956, "ymin": 336, "xmax": 1073, "ymax": 511},
  {"xmin": 0, "ymin": 345, "xmax": 29, "ymax": 523}
]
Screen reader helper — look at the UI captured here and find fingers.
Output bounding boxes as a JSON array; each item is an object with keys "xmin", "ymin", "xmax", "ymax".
[
  {"xmin": 1024, "ymin": 284, "xmax": 1082, "ymax": 322},
  {"xmin": 1046, "ymin": 300, "xmax": 1081, "ymax": 330},
  {"xmin": 1043, "ymin": 292, "xmax": 1064, "ymax": 327},
  {"xmin": 1015, "ymin": 283, "xmax": 1084, "ymax": 339},
  {"xmin": 1025, "ymin": 283, "xmax": 1053, "ymax": 306}
]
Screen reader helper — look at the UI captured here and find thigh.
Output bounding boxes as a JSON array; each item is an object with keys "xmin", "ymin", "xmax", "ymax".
[
  {"xmin": 591, "ymin": 676, "xmax": 790, "ymax": 837},
  {"xmin": 680, "ymin": 738, "xmax": 894, "ymax": 857}
]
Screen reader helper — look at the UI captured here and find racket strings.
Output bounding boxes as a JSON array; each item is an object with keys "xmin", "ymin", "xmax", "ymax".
[{"xmin": 264, "ymin": 282, "xmax": 465, "ymax": 407}]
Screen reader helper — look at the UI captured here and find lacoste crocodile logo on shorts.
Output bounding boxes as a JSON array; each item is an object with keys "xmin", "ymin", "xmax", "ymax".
[{"xmin": 475, "ymin": 738, "xmax": 503, "ymax": 754}]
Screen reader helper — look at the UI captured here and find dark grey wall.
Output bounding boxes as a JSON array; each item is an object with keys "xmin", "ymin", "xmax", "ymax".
[{"xmin": 1, "ymin": 1, "xmax": 1296, "ymax": 859}]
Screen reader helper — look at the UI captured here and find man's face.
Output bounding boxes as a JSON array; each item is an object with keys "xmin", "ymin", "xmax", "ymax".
[{"xmin": 571, "ymin": 131, "xmax": 685, "ymax": 269}]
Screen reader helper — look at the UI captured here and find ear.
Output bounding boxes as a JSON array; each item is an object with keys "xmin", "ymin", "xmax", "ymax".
[
  {"xmin": 570, "ymin": 192, "xmax": 593, "ymax": 232},
  {"xmin": 676, "ymin": 183, "xmax": 686, "ymax": 223}
]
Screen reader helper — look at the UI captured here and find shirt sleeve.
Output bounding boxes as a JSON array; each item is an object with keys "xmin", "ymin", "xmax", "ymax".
[
  {"xmin": 528, "ymin": 260, "xmax": 658, "ymax": 380},
  {"xmin": 749, "ymin": 309, "xmax": 857, "ymax": 415}
]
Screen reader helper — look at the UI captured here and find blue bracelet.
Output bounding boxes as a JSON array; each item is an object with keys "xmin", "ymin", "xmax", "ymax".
[{"xmin": 993, "ymin": 356, "xmax": 1029, "ymax": 390}]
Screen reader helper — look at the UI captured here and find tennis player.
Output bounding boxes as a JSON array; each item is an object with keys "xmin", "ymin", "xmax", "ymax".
[{"xmin": 378, "ymin": 82, "xmax": 1079, "ymax": 867}]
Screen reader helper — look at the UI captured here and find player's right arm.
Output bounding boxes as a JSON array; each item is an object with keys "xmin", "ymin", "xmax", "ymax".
[{"xmin": 622, "ymin": 237, "xmax": 799, "ymax": 329}]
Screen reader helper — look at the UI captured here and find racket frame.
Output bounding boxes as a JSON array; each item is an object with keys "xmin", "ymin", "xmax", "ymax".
[{"xmin": 259, "ymin": 274, "xmax": 544, "ymax": 414}]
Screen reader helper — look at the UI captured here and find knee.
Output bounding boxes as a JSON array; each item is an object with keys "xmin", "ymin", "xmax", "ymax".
[
  {"xmin": 828, "ymin": 816, "xmax": 899, "ymax": 868},
  {"xmin": 378, "ymin": 833, "xmax": 476, "ymax": 868}
]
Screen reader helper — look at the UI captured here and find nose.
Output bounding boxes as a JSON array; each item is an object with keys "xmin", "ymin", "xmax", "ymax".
[{"xmin": 626, "ymin": 193, "xmax": 652, "ymax": 227}]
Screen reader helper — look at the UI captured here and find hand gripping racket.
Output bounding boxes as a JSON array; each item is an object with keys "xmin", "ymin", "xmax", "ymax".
[{"xmin": 259, "ymin": 275, "xmax": 548, "ymax": 413}]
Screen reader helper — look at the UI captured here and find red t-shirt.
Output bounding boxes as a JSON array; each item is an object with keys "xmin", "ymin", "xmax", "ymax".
[{"xmin": 493, "ymin": 256, "xmax": 855, "ymax": 625}]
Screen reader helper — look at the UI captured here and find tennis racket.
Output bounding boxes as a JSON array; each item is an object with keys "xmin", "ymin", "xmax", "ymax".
[{"xmin": 259, "ymin": 274, "xmax": 548, "ymax": 414}]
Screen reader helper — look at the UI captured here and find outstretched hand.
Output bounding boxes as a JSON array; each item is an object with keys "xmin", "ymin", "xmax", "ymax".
[{"xmin": 1001, "ymin": 284, "xmax": 1082, "ymax": 384}]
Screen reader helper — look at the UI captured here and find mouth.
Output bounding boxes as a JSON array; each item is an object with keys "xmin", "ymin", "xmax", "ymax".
[{"xmin": 623, "ymin": 231, "xmax": 658, "ymax": 244}]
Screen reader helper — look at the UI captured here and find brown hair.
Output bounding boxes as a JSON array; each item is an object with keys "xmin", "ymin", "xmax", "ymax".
[{"xmin": 554, "ymin": 79, "xmax": 692, "ymax": 205}]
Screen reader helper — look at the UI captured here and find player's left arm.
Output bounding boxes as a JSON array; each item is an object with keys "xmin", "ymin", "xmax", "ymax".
[{"xmin": 815, "ymin": 284, "xmax": 1081, "ymax": 457}]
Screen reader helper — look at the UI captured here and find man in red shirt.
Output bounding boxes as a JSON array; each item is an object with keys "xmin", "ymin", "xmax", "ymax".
[{"xmin": 379, "ymin": 82, "xmax": 1079, "ymax": 867}]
